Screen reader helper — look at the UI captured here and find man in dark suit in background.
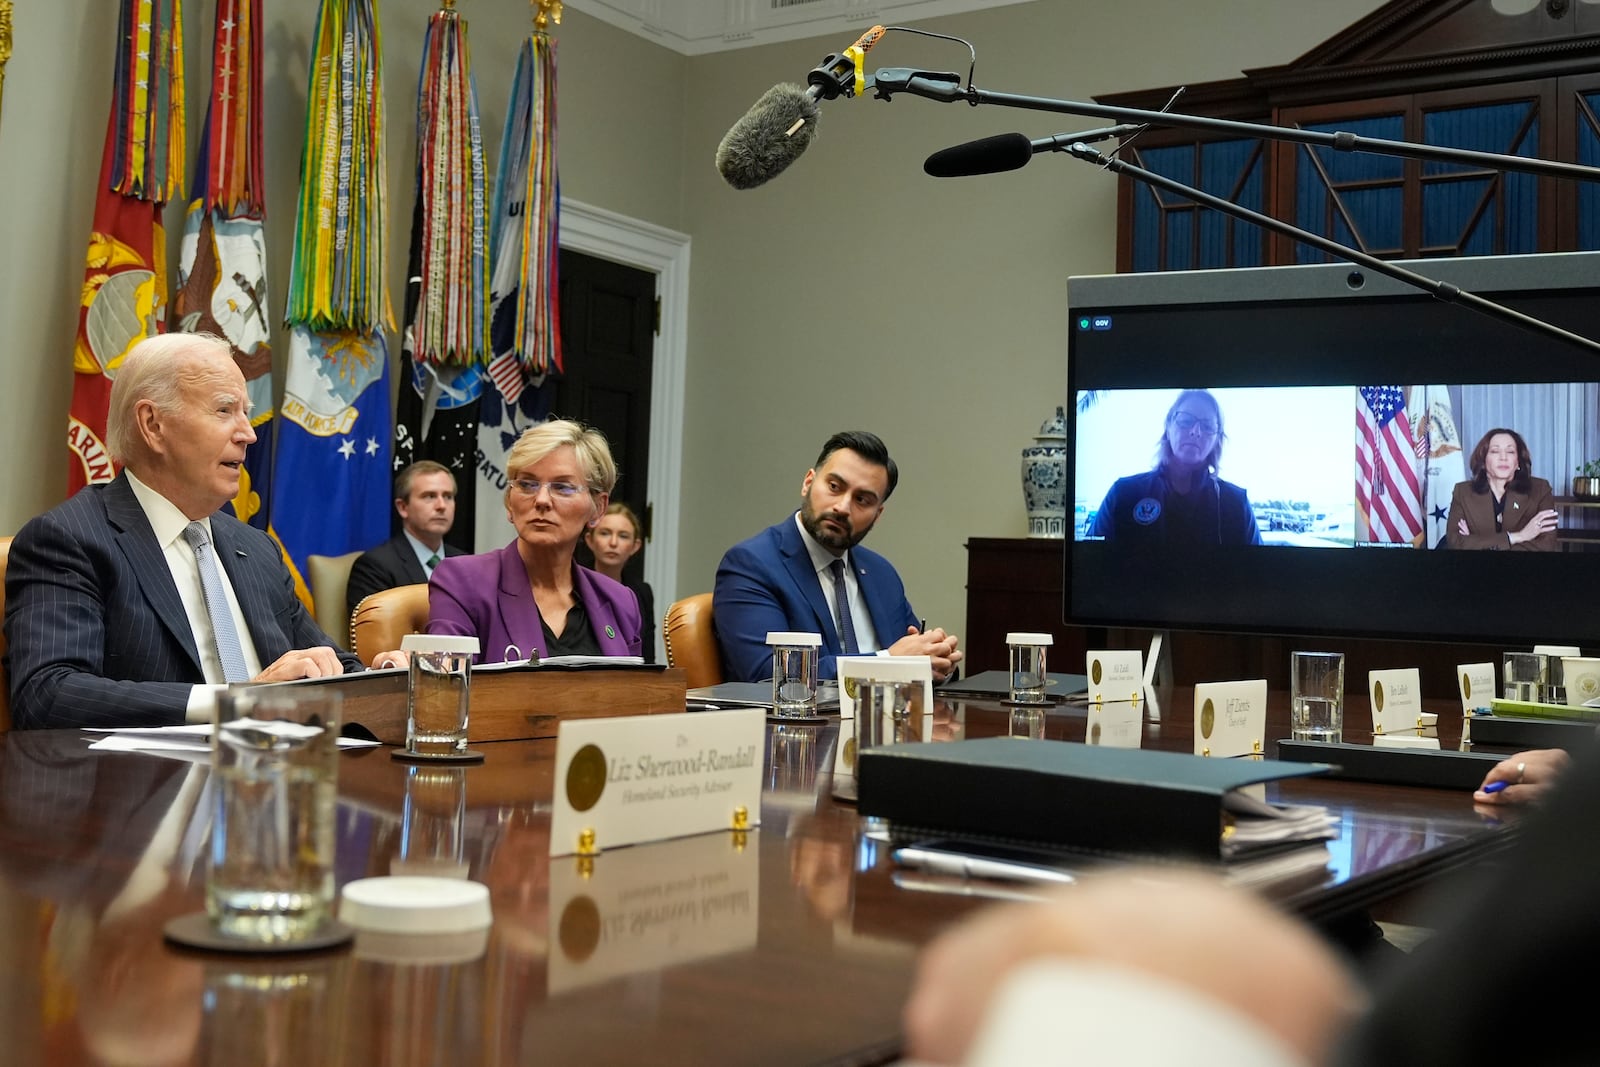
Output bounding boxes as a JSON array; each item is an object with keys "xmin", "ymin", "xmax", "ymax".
[
  {"xmin": 713, "ymin": 430, "xmax": 962, "ymax": 683},
  {"xmin": 345, "ymin": 460, "xmax": 466, "ymax": 618},
  {"xmin": 3, "ymin": 332, "xmax": 402, "ymax": 730}
]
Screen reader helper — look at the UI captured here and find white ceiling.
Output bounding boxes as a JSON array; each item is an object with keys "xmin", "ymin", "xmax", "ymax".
[{"xmin": 566, "ymin": 0, "xmax": 1034, "ymax": 55}]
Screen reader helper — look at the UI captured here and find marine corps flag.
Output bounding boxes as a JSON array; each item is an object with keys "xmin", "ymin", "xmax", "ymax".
[
  {"xmin": 172, "ymin": 0, "xmax": 274, "ymax": 531},
  {"xmin": 67, "ymin": 0, "xmax": 186, "ymax": 492},
  {"xmin": 393, "ymin": 4, "xmax": 491, "ymax": 551},
  {"xmin": 475, "ymin": 23, "xmax": 561, "ymax": 547},
  {"xmin": 271, "ymin": 0, "xmax": 392, "ymax": 598}
]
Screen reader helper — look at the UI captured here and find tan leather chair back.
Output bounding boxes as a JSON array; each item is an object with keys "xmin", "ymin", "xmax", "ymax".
[
  {"xmin": 351, "ymin": 583, "xmax": 430, "ymax": 667},
  {"xmin": 0, "ymin": 536, "xmax": 11, "ymax": 732},
  {"xmin": 307, "ymin": 550, "xmax": 363, "ymax": 650},
  {"xmin": 663, "ymin": 592, "xmax": 722, "ymax": 689}
]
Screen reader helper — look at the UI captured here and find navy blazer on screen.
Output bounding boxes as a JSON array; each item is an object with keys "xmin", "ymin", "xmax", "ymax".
[
  {"xmin": 3, "ymin": 475, "xmax": 362, "ymax": 730},
  {"xmin": 713, "ymin": 514, "xmax": 919, "ymax": 683}
]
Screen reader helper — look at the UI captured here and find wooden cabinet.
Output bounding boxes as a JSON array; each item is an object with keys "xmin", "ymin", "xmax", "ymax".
[{"xmin": 963, "ymin": 538, "xmax": 1098, "ymax": 674}]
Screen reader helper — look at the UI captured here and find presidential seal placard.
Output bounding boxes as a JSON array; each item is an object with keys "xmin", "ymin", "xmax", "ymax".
[
  {"xmin": 550, "ymin": 710, "xmax": 764, "ymax": 857},
  {"xmin": 1192, "ymin": 679, "xmax": 1267, "ymax": 758},
  {"xmin": 1368, "ymin": 667, "xmax": 1427, "ymax": 736},
  {"xmin": 1085, "ymin": 649, "xmax": 1143, "ymax": 704}
]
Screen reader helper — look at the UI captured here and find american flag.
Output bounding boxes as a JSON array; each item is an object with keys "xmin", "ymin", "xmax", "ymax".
[{"xmin": 1357, "ymin": 385, "xmax": 1424, "ymax": 544}]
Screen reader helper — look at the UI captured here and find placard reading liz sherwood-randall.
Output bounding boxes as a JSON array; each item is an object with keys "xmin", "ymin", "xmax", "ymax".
[{"xmin": 550, "ymin": 711, "xmax": 765, "ymax": 857}]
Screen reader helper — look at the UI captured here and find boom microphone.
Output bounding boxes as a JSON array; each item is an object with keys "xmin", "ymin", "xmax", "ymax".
[
  {"xmin": 715, "ymin": 25, "xmax": 888, "ymax": 190},
  {"xmin": 923, "ymin": 124, "xmax": 1143, "ymax": 178}
]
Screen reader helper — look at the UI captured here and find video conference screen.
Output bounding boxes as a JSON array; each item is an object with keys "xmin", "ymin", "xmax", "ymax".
[{"xmin": 1065, "ymin": 252, "xmax": 1600, "ymax": 648}]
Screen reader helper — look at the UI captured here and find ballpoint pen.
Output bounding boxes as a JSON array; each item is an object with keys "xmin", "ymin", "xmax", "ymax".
[{"xmin": 1481, "ymin": 780, "xmax": 1508, "ymax": 794}]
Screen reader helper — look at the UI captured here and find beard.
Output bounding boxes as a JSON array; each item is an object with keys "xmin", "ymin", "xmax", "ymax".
[{"xmin": 800, "ymin": 491, "xmax": 868, "ymax": 551}]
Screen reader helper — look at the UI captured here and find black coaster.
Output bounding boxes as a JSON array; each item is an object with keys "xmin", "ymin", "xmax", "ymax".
[
  {"xmin": 163, "ymin": 912, "xmax": 354, "ymax": 954},
  {"xmin": 390, "ymin": 748, "xmax": 486, "ymax": 764}
]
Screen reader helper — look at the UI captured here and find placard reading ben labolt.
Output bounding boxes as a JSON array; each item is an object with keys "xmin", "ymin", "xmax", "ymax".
[{"xmin": 550, "ymin": 710, "xmax": 765, "ymax": 857}]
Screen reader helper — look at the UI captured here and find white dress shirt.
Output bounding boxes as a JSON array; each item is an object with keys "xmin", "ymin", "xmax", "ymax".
[{"xmin": 793, "ymin": 512, "xmax": 882, "ymax": 653}]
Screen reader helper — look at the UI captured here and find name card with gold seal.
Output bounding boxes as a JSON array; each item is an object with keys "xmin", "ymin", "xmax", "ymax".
[
  {"xmin": 1368, "ymin": 667, "xmax": 1426, "ymax": 736},
  {"xmin": 1085, "ymin": 649, "xmax": 1143, "ymax": 704},
  {"xmin": 547, "ymin": 831, "xmax": 759, "ymax": 995},
  {"xmin": 1458, "ymin": 661, "xmax": 1495, "ymax": 714},
  {"xmin": 1193, "ymin": 679, "xmax": 1267, "ymax": 758},
  {"xmin": 550, "ymin": 710, "xmax": 764, "ymax": 857}
]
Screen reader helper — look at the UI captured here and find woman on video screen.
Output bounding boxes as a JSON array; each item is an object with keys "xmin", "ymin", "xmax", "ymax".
[
  {"xmin": 1445, "ymin": 428, "xmax": 1559, "ymax": 551},
  {"xmin": 1087, "ymin": 389, "xmax": 1262, "ymax": 546}
]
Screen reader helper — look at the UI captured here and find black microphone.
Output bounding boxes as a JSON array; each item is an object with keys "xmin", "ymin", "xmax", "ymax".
[
  {"xmin": 715, "ymin": 25, "xmax": 887, "ymax": 190},
  {"xmin": 923, "ymin": 124, "xmax": 1143, "ymax": 178}
]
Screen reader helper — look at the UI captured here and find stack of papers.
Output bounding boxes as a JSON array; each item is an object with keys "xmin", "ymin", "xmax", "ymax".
[
  {"xmin": 86, "ymin": 724, "xmax": 380, "ymax": 758},
  {"xmin": 1220, "ymin": 791, "xmax": 1338, "ymax": 860}
]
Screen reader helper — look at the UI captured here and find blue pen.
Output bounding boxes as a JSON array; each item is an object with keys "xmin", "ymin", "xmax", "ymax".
[{"xmin": 1482, "ymin": 780, "xmax": 1508, "ymax": 794}]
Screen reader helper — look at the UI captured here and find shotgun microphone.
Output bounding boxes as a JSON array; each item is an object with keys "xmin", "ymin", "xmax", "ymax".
[
  {"xmin": 923, "ymin": 124, "xmax": 1143, "ymax": 177},
  {"xmin": 715, "ymin": 25, "xmax": 888, "ymax": 190}
]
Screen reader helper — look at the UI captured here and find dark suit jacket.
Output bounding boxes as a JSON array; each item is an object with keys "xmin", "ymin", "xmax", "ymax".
[
  {"xmin": 713, "ymin": 514, "xmax": 918, "ymax": 683},
  {"xmin": 3, "ymin": 474, "xmax": 362, "ymax": 730},
  {"xmin": 1444, "ymin": 476, "xmax": 1558, "ymax": 550},
  {"xmin": 346, "ymin": 532, "xmax": 465, "ymax": 617},
  {"xmin": 427, "ymin": 541, "xmax": 642, "ymax": 664}
]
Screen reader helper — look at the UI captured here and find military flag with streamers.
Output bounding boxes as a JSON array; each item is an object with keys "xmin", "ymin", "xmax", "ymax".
[
  {"xmin": 271, "ymin": 0, "xmax": 393, "ymax": 600},
  {"xmin": 67, "ymin": 0, "xmax": 186, "ymax": 492},
  {"xmin": 393, "ymin": 5, "xmax": 491, "ymax": 551},
  {"xmin": 1356, "ymin": 385, "xmax": 1425, "ymax": 545},
  {"xmin": 1418, "ymin": 385, "xmax": 1466, "ymax": 550},
  {"xmin": 172, "ymin": 0, "xmax": 274, "ymax": 531},
  {"xmin": 475, "ymin": 26, "xmax": 561, "ymax": 547}
]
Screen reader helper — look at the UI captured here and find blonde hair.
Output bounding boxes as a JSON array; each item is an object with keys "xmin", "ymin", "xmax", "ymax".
[
  {"xmin": 502, "ymin": 419, "xmax": 618, "ymax": 507},
  {"xmin": 105, "ymin": 333, "xmax": 234, "ymax": 462},
  {"xmin": 601, "ymin": 501, "xmax": 643, "ymax": 538}
]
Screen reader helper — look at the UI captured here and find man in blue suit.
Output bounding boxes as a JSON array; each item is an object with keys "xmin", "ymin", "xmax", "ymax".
[
  {"xmin": 713, "ymin": 431, "xmax": 962, "ymax": 683},
  {"xmin": 4, "ymin": 333, "xmax": 404, "ymax": 730}
]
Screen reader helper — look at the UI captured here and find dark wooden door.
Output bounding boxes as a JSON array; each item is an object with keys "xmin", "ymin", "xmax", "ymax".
[{"xmin": 555, "ymin": 249, "xmax": 656, "ymax": 581}]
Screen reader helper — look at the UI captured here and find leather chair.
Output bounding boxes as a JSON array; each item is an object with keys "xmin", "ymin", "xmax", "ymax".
[
  {"xmin": 351, "ymin": 583, "xmax": 430, "ymax": 667},
  {"xmin": 663, "ymin": 592, "xmax": 723, "ymax": 688},
  {"xmin": 0, "ymin": 536, "xmax": 11, "ymax": 731},
  {"xmin": 307, "ymin": 550, "xmax": 362, "ymax": 650}
]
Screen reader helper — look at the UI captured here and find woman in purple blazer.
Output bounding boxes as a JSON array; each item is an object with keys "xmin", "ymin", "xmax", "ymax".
[{"xmin": 428, "ymin": 420, "xmax": 643, "ymax": 663}]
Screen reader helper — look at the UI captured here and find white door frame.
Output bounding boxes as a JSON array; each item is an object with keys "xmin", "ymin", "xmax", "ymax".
[{"xmin": 559, "ymin": 197, "xmax": 690, "ymax": 654}]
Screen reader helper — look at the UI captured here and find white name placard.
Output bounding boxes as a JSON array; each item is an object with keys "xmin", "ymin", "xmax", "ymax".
[
  {"xmin": 834, "ymin": 656, "xmax": 934, "ymax": 780},
  {"xmin": 1193, "ymin": 680, "xmax": 1267, "ymax": 758},
  {"xmin": 550, "ymin": 710, "xmax": 764, "ymax": 857},
  {"xmin": 1369, "ymin": 667, "xmax": 1425, "ymax": 735},
  {"xmin": 1086, "ymin": 699, "xmax": 1143, "ymax": 749},
  {"xmin": 1458, "ymin": 661, "xmax": 1496, "ymax": 714},
  {"xmin": 547, "ymin": 830, "xmax": 759, "ymax": 995},
  {"xmin": 1086, "ymin": 650, "xmax": 1144, "ymax": 704}
]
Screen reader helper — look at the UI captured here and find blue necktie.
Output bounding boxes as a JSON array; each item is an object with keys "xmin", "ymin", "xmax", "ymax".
[
  {"xmin": 182, "ymin": 522, "xmax": 251, "ymax": 683},
  {"xmin": 829, "ymin": 558, "xmax": 860, "ymax": 655}
]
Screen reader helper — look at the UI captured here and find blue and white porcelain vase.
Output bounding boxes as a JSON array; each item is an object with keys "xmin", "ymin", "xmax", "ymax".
[{"xmin": 1021, "ymin": 406, "xmax": 1068, "ymax": 538}]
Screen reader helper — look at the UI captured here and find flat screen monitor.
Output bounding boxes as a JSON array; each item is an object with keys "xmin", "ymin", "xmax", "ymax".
[{"xmin": 1065, "ymin": 251, "xmax": 1600, "ymax": 648}]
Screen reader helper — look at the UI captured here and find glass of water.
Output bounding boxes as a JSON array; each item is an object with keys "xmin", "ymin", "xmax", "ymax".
[
  {"xmin": 401, "ymin": 634, "xmax": 480, "ymax": 756},
  {"xmin": 767, "ymin": 631, "xmax": 822, "ymax": 717},
  {"xmin": 208, "ymin": 688, "xmax": 342, "ymax": 942},
  {"xmin": 1290, "ymin": 651, "xmax": 1345, "ymax": 742}
]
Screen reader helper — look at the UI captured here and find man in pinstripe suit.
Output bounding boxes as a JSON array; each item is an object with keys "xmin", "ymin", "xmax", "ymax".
[{"xmin": 4, "ymin": 333, "xmax": 404, "ymax": 730}]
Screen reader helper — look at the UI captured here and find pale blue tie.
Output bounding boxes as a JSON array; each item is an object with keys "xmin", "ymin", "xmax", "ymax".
[
  {"xmin": 182, "ymin": 522, "xmax": 251, "ymax": 683},
  {"xmin": 829, "ymin": 558, "xmax": 860, "ymax": 656}
]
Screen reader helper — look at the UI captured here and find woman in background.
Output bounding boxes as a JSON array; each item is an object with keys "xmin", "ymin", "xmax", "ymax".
[
  {"xmin": 1446, "ymin": 428, "xmax": 1558, "ymax": 550},
  {"xmin": 584, "ymin": 502, "xmax": 656, "ymax": 663},
  {"xmin": 429, "ymin": 420, "xmax": 643, "ymax": 663}
]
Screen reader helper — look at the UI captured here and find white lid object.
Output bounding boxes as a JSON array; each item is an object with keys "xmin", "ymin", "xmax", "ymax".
[
  {"xmin": 401, "ymin": 634, "xmax": 482, "ymax": 654},
  {"xmin": 766, "ymin": 631, "xmax": 823, "ymax": 647},
  {"xmin": 339, "ymin": 875, "xmax": 492, "ymax": 934},
  {"xmin": 1006, "ymin": 632, "xmax": 1055, "ymax": 646}
]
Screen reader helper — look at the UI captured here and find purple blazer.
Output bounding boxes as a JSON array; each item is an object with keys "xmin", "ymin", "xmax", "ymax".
[{"xmin": 427, "ymin": 541, "xmax": 642, "ymax": 664}]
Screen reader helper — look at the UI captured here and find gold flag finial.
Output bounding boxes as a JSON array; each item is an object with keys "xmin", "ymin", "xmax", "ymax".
[
  {"xmin": 533, "ymin": 0, "xmax": 562, "ymax": 33},
  {"xmin": 0, "ymin": 0, "xmax": 13, "ymax": 122}
]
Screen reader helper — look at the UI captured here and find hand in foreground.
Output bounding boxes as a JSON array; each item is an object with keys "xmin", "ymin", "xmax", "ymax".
[
  {"xmin": 1474, "ymin": 747, "xmax": 1569, "ymax": 804},
  {"xmin": 889, "ymin": 625, "xmax": 964, "ymax": 683},
  {"xmin": 370, "ymin": 650, "xmax": 409, "ymax": 670},
  {"xmin": 253, "ymin": 646, "xmax": 347, "ymax": 682},
  {"xmin": 902, "ymin": 867, "xmax": 1364, "ymax": 1066}
]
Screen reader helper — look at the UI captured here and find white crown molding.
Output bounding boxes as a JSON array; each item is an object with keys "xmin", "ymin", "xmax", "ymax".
[{"xmin": 565, "ymin": 0, "xmax": 1034, "ymax": 56}]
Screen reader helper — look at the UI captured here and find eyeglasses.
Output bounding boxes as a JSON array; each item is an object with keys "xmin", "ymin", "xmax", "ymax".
[
  {"xmin": 510, "ymin": 478, "xmax": 591, "ymax": 499},
  {"xmin": 1170, "ymin": 413, "xmax": 1220, "ymax": 436}
]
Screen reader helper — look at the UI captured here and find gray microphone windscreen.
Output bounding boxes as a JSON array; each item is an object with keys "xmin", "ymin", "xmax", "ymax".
[{"xmin": 715, "ymin": 83, "xmax": 820, "ymax": 190}]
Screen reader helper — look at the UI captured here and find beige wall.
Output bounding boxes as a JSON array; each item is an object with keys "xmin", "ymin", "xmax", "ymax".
[{"xmin": 0, "ymin": 0, "xmax": 1383, "ymax": 647}]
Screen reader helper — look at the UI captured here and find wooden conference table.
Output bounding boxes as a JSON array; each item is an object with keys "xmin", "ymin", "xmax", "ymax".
[{"xmin": 0, "ymin": 688, "xmax": 1525, "ymax": 1066}]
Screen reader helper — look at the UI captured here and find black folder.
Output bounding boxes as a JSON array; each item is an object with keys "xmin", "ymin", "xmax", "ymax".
[{"xmin": 856, "ymin": 738, "xmax": 1331, "ymax": 862}]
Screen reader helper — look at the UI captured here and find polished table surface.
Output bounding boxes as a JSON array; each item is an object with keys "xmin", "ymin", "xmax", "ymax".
[{"xmin": 0, "ymin": 689, "xmax": 1526, "ymax": 1066}]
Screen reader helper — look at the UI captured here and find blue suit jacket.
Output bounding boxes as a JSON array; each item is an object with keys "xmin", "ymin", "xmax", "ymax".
[
  {"xmin": 3, "ymin": 475, "xmax": 362, "ymax": 730},
  {"xmin": 713, "ymin": 514, "xmax": 918, "ymax": 682},
  {"xmin": 427, "ymin": 541, "xmax": 642, "ymax": 664}
]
